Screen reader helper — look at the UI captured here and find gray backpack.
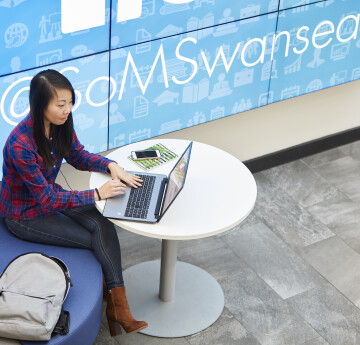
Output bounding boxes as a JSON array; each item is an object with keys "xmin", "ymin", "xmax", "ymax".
[{"xmin": 0, "ymin": 252, "xmax": 72, "ymax": 341}]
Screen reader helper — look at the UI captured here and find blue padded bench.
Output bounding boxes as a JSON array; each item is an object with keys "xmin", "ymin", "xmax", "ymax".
[{"xmin": 0, "ymin": 218, "xmax": 103, "ymax": 345}]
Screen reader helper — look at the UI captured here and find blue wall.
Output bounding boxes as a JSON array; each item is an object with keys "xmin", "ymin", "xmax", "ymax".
[{"xmin": 0, "ymin": 0, "xmax": 359, "ymax": 179}]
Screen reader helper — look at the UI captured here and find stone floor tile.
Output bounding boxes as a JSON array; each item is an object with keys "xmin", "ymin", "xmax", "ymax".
[
  {"xmin": 331, "ymin": 221, "xmax": 360, "ymax": 254},
  {"xmin": 203, "ymin": 307, "xmax": 237, "ymax": 331},
  {"xmin": 299, "ymin": 236, "xmax": 360, "ymax": 307},
  {"xmin": 215, "ymin": 213, "xmax": 262, "ymax": 238},
  {"xmin": 186, "ymin": 319, "xmax": 261, "ymax": 345},
  {"xmin": 262, "ymin": 160, "xmax": 339, "ymax": 208},
  {"xmin": 301, "ymin": 337, "xmax": 330, "ymax": 345},
  {"xmin": 311, "ymin": 156, "xmax": 360, "ymax": 202},
  {"xmin": 339, "ymin": 140, "xmax": 360, "ymax": 161},
  {"xmin": 302, "ymin": 148, "xmax": 346, "ymax": 168},
  {"xmin": 222, "ymin": 222, "xmax": 323, "ymax": 299},
  {"xmin": 221, "ymin": 271, "xmax": 319, "ymax": 345},
  {"xmin": 177, "ymin": 237, "xmax": 246, "ymax": 281},
  {"xmin": 306, "ymin": 193, "xmax": 360, "ymax": 229},
  {"xmin": 94, "ymin": 322, "xmax": 120, "ymax": 345},
  {"xmin": 253, "ymin": 173, "xmax": 334, "ymax": 249},
  {"xmin": 288, "ymin": 284, "xmax": 360, "ymax": 345}
]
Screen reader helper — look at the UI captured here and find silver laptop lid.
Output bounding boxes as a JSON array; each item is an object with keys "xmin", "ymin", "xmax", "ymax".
[{"xmin": 158, "ymin": 141, "xmax": 193, "ymax": 221}]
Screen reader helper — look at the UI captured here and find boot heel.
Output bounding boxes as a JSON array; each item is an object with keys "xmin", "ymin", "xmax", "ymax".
[
  {"xmin": 107, "ymin": 317, "xmax": 122, "ymax": 336},
  {"xmin": 106, "ymin": 286, "xmax": 148, "ymax": 335}
]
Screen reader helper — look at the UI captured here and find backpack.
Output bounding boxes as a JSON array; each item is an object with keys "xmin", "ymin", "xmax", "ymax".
[{"xmin": 0, "ymin": 252, "xmax": 72, "ymax": 341}]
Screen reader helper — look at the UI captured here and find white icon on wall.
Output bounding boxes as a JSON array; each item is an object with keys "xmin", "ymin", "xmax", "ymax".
[
  {"xmin": 130, "ymin": 65, "xmax": 153, "ymax": 88},
  {"xmin": 186, "ymin": 14, "xmax": 214, "ymax": 41},
  {"xmin": 4, "ymin": 23, "xmax": 28, "ymax": 48},
  {"xmin": 186, "ymin": 111, "xmax": 206, "ymax": 127},
  {"xmin": 12, "ymin": 95, "xmax": 28, "ymax": 118},
  {"xmin": 193, "ymin": 0, "xmax": 214, "ymax": 9},
  {"xmin": 0, "ymin": 0, "xmax": 25, "ymax": 7},
  {"xmin": 39, "ymin": 13, "xmax": 62, "ymax": 43},
  {"xmin": 210, "ymin": 106, "xmax": 225, "ymax": 120},
  {"xmin": 306, "ymin": 79, "xmax": 323, "ymax": 93},
  {"xmin": 213, "ymin": 9, "xmax": 238, "ymax": 37},
  {"xmin": 158, "ymin": 58, "xmax": 187, "ymax": 83},
  {"xmin": 280, "ymin": 86, "xmax": 300, "ymax": 100},
  {"xmin": 258, "ymin": 92, "xmax": 273, "ymax": 107},
  {"xmin": 292, "ymin": 3, "xmax": 309, "ymax": 14},
  {"xmin": 268, "ymin": 0, "xmax": 277, "ymax": 12},
  {"xmin": 284, "ymin": 55, "xmax": 302, "ymax": 75},
  {"xmin": 307, "ymin": 49, "xmax": 325, "ymax": 68},
  {"xmin": 232, "ymin": 99, "xmax": 252, "ymax": 113},
  {"xmin": 73, "ymin": 113, "xmax": 94, "ymax": 131},
  {"xmin": 156, "ymin": 25, "xmax": 183, "ymax": 41},
  {"xmin": 234, "ymin": 69, "xmax": 254, "ymax": 87},
  {"xmin": 351, "ymin": 68, "xmax": 360, "ymax": 81},
  {"xmin": 315, "ymin": 0, "xmax": 334, "ymax": 7},
  {"xmin": 129, "ymin": 128, "xmax": 151, "ymax": 143},
  {"xmin": 208, "ymin": 73, "xmax": 232, "ymax": 100},
  {"xmin": 134, "ymin": 96, "xmax": 149, "ymax": 118},
  {"xmin": 330, "ymin": 71, "xmax": 347, "ymax": 86},
  {"xmin": 240, "ymin": 4, "xmax": 260, "ymax": 22},
  {"xmin": 182, "ymin": 78, "xmax": 209, "ymax": 103},
  {"xmin": 5, "ymin": 56, "xmax": 22, "ymax": 83},
  {"xmin": 159, "ymin": 119, "xmax": 182, "ymax": 135},
  {"xmin": 111, "ymin": 133, "xmax": 125, "ymax": 148},
  {"xmin": 160, "ymin": 0, "xmax": 192, "ymax": 15},
  {"xmin": 153, "ymin": 91, "xmax": 179, "ymax": 106},
  {"xmin": 136, "ymin": 29, "xmax": 151, "ymax": 53},
  {"xmin": 61, "ymin": 0, "xmax": 195, "ymax": 34},
  {"xmin": 36, "ymin": 49, "xmax": 62, "ymax": 67},
  {"xmin": 330, "ymin": 42, "xmax": 350, "ymax": 61},
  {"xmin": 106, "ymin": 103, "xmax": 126, "ymax": 126}
]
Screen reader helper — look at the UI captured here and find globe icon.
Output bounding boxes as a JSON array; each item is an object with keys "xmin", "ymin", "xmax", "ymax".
[
  {"xmin": 5, "ymin": 23, "xmax": 29, "ymax": 48},
  {"xmin": 14, "ymin": 96, "xmax": 29, "ymax": 117}
]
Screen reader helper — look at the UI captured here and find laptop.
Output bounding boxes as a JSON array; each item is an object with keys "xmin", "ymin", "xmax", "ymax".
[{"xmin": 102, "ymin": 141, "xmax": 193, "ymax": 223}]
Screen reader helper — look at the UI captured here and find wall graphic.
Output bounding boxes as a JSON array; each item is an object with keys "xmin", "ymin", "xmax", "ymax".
[
  {"xmin": 0, "ymin": 0, "xmax": 359, "ymax": 180},
  {"xmin": 108, "ymin": 14, "xmax": 277, "ymax": 146},
  {"xmin": 270, "ymin": 0, "xmax": 360, "ymax": 101},
  {"xmin": 0, "ymin": 0, "xmax": 111, "ymax": 77}
]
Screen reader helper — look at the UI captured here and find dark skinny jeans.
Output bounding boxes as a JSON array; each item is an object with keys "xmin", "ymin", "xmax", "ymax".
[{"xmin": 4, "ymin": 205, "xmax": 124, "ymax": 290}]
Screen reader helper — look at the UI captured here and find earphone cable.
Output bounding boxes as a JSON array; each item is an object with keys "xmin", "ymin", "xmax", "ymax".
[{"xmin": 59, "ymin": 168, "xmax": 73, "ymax": 191}]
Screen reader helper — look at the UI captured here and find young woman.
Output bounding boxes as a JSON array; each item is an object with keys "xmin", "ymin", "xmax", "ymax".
[{"xmin": 0, "ymin": 69, "xmax": 148, "ymax": 336}]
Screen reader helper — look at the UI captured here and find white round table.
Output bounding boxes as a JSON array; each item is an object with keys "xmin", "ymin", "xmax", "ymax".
[{"xmin": 89, "ymin": 139, "xmax": 257, "ymax": 337}]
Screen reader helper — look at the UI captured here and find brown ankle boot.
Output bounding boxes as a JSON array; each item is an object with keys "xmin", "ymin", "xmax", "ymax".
[{"xmin": 106, "ymin": 286, "xmax": 148, "ymax": 336}]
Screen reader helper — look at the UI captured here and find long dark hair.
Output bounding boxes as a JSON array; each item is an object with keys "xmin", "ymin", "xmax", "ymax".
[{"xmin": 29, "ymin": 69, "xmax": 75, "ymax": 169}]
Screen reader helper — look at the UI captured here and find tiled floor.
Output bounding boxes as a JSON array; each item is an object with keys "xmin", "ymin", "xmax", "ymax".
[{"xmin": 63, "ymin": 140, "xmax": 360, "ymax": 345}]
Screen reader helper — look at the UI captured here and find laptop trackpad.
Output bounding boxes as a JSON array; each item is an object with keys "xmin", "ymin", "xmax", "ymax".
[{"xmin": 102, "ymin": 188, "xmax": 130, "ymax": 219}]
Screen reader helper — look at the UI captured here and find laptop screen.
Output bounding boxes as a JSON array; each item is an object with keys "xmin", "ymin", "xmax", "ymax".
[{"xmin": 160, "ymin": 142, "xmax": 192, "ymax": 217}]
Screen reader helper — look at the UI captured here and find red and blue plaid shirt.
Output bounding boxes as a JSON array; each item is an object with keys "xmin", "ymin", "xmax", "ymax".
[{"xmin": 0, "ymin": 114, "xmax": 114, "ymax": 220}]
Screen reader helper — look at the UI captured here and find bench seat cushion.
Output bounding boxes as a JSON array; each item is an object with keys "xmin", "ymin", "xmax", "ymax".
[{"xmin": 0, "ymin": 218, "xmax": 103, "ymax": 345}]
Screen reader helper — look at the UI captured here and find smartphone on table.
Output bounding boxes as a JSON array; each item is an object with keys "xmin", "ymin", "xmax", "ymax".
[{"xmin": 131, "ymin": 149, "xmax": 161, "ymax": 160}]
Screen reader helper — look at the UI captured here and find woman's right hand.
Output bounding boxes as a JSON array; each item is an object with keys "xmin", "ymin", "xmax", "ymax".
[{"xmin": 95, "ymin": 180, "xmax": 127, "ymax": 201}]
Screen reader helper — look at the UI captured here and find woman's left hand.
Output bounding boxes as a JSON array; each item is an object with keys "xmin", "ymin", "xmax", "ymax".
[{"xmin": 107, "ymin": 162, "xmax": 143, "ymax": 188}]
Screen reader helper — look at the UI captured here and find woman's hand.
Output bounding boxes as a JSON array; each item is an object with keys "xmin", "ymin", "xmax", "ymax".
[
  {"xmin": 96, "ymin": 179, "xmax": 127, "ymax": 200},
  {"xmin": 107, "ymin": 162, "xmax": 143, "ymax": 189}
]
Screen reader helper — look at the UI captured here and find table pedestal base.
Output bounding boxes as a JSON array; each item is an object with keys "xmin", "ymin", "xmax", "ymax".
[{"xmin": 123, "ymin": 260, "xmax": 224, "ymax": 338}]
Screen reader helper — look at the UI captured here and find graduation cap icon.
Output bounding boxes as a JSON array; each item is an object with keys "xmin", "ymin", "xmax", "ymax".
[
  {"xmin": 156, "ymin": 25, "xmax": 183, "ymax": 38},
  {"xmin": 153, "ymin": 90, "xmax": 179, "ymax": 106}
]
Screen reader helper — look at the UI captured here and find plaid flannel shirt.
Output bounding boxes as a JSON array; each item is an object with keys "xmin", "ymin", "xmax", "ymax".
[{"xmin": 0, "ymin": 114, "xmax": 113, "ymax": 220}]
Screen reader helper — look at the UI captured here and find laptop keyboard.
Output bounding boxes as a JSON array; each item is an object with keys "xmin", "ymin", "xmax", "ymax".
[{"xmin": 125, "ymin": 174, "xmax": 156, "ymax": 219}]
